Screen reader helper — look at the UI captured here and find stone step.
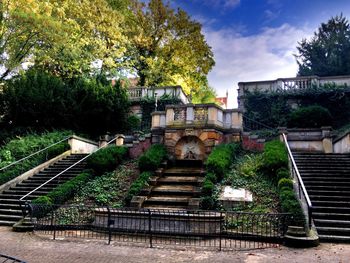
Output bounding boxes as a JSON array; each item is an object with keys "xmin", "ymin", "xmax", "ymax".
[
  {"xmin": 0, "ymin": 209, "xmax": 23, "ymax": 216},
  {"xmin": 163, "ymin": 168, "xmax": 204, "ymax": 176},
  {"xmin": 298, "ymin": 169, "xmax": 350, "ymax": 174},
  {"xmin": 317, "ymin": 226, "xmax": 350, "ymax": 235},
  {"xmin": 0, "ymin": 214, "xmax": 22, "ymax": 222},
  {"xmin": 0, "ymin": 194, "xmax": 41, "ymax": 200},
  {"xmin": 0, "ymin": 203, "xmax": 21, "ymax": 210},
  {"xmin": 0, "ymin": 220, "xmax": 15, "ymax": 226},
  {"xmin": 310, "ymin": 195, "xmax": 350, "ymax": 202},
  {"xmin": 313, "ymin": 212, "xmax": 350, "ymax": 221},
  {"xmin": 318, "ymin": 234, "xmax": 350, "ymax": 243},
  {"xmin": 312, "ymin": 200, "xmax": 350, "ymax": 207},
  {"xmin": 142, "ymin": 204, "xmax": 189, "ymax": 210},
  {"xmin": 303, "ymin": 177, "xmax": 350, "ymax": 182},
  {"xmin": 144, "ymin": 196, "xmax": 190, "ymax": 205},
  {"xmin": 314, "ymin": 219, "xmax": 350, "ymax": 228},
  {"xmin": 175, "ymin": 159, "xmax": 203, "ymax": 168},
  {"xmin": 0, "ymin": 199, "xmax": 22, "ymax": 204},
  {"xmin": 305, "ymin": 181, "xmax": 350, "ymax": 186},
  {"xmin": 10, "ymin": 186, "xmax": 55, "ymax": 192},
  {"xmin": 158, "ymin": 176, "xmax": 202, "ymax": 185},
  {"xmin": 308, "ymin": 190, "xmax": 350, "ymax": 196},
  {"xmin": 306, "ymin": 185, "xmax": 350, "ymax": 191},
  {"xmin": 3, "ymin": 189, "xmax": 50, "ymax": 196},
  {"xmin": 312, "ymin": 206, "xmax": 350, "ymax": 214}
]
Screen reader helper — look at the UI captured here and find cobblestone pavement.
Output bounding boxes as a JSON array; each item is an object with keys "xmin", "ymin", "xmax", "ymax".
[{"xmin": 1, "ymin": 227, "xmax": 350, "ymax": 263}]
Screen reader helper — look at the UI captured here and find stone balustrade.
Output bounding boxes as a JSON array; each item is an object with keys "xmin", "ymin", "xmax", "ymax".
[
  {"xmin": 127, "ymin": 85, "xmax": 190, "ymax": 104},
  {"xmin": 238, "ymin": 75, "xmax": 350, "ymax": 110},
  {"xmin": 151, "ymin": 104, "xmax": 242, "ymax": 131}
]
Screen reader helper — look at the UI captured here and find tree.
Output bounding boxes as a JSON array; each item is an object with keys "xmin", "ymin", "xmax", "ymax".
[
  {"xmin": 295, "ymin": 14, "xmax": 350, "ymax": 76},
  {"xmin": 0, "ymin": 0, "xmax": 127, "ymax": 80},
  {"xmin": 192, "ymin": 85, "xmax": 217, "ymax": 104},
  {"xmin": 124, "ymin": 0, "xmax": 215, "ymax": 95}
]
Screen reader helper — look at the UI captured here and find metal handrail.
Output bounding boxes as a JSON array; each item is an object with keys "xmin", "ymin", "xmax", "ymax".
[
  {"xmin": 19, "ymin": 136, "xmax": 117, "ymax": 203},
  {"xmin": 242, "ymin": 115, "xmax": 275, "ymax": 131},
  {"xmin": 0, "ymin": 136, "xmax": 71, "ymax": 172},
  {"xmin": 282, "ymin": 133, "xmax": 313, "ymax": 228}
]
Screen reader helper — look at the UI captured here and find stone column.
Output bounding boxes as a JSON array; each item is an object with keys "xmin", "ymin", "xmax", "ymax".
[
  {"xmin": 322, "ymin": 126, "xmax": 333, "ymax": 153},
  {"xmin": 186, "ymin": 105, "xmax": 194, "ymax": 125},
  {"xmin": 166, "ymin": 108, "xmax": 174, "ymax": 126},
  {"xmin": 115, "ymin": 134, "xmax": 125, "ymax": 146},
  {"xmin": 278, "ymin": 127, "xmax": 288, "ymax": 142}
]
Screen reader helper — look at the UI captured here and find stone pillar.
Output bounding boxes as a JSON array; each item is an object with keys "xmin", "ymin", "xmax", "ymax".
[
  {"xmin": 99, "ymin": 134, "xmax": 108, "ymax": 148},
  {"xmin": 166, "ymin": 108, "xmax": 174, "ymax": 126},
  {"xmin": 208, "ymin": 107, "xmax": 217, "ymax": 125},
  {"xmin": 231, "ymin": 111, "xmax": 243, "ymax": 129},
  {"xmin": 278, "ymin": 127, "xmax": 288, "ymax": 142},
  {"xmin": 115, "ymin": 134, "xmax": 125, "ymax": 146},
  {"xmin": 186, "ymin": 105, "xmax": 194, "ymax": 124},
  {"xmin": 322, "ymin": 126, "xmax": 333, "ymax": 153},
  {"xmin": 152, "ymin": 113, "xmax": 160, "ymax": 128}
]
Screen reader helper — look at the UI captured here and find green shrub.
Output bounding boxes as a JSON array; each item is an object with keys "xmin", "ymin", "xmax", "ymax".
[
  {"xmin": 278, "ymin": 178, "xmax": 294, "ymax": 191},
  {"xmin": 200, "ymin": 196, "xmax": 217, "ymax": 210},
  {"xmin": 138, "ymin": 144, "xmax": 167, "ymax": 172},
  {"xmin": 235, "ymin": 154, "xmax": 263, "ymax": 177},
  {"xmin": 262, "ymin": 140, "xmax": 288, "ymax": 177},
  {"xmin": 288, "ymin": 105, "xmax": 332, "ymax": 128},
  {"xmin": 205, "ymin": 172, "xmax": 217, "ymax": 184},
  {"xmin": 87, "ymin": 146, "xmax": 127, "ymax": 175},
  {"xmin": 205, "ymin": 143, "xmax": 240, "ymax": 181},
  {"xmin": 126, "ymin": 115, "xmax": 141, "ymax": 131},
  {"xmin": 47, "ymin": 142, "xmax": 71, "ymax": 159},
  {"xmin": 125, "ymin": 171, "xmax": 153, "ymax": 204},
  {"xmin": 0, "ymin": 131, "xmax": 71, "ymax": 185},
  {"xmin": 277, "ymin": 167, "xmax": 290, "ymax": 181},
  {"xmin": 202, "ymin": 178, "xmax": 215, "ymax": 195},
  {"xmin": 279, "ymin": 189, "xmax": 305, "ymax": 226},
  {"xmin": 32, "ymin": 170, "xmax": 93, "ymax": 205}
]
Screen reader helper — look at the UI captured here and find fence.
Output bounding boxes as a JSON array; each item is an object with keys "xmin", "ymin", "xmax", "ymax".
[
  {"xmin": 0, "ymin": 254, "xmax": 26, "ymax": 263},
  {"xmin": 28, "ymin": 204, "xmax": 290, "ymax": 251}
]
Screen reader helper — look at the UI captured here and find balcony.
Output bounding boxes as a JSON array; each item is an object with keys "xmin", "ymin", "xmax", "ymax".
[
  {"xmin": 127, "ymin": 86, "xmax": 190, "ymax": 104},
  {"xmin": 151, "ymin": 104, "xmax": 242, "ymax": 131}
]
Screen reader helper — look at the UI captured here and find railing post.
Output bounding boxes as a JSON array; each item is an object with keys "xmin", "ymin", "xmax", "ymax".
[
  {"xmin": 51, "ymin": 209, "xmax": 56, "ymax": 240},
  {"xmin": 219, "ymin": 212, "xmax": 222, "ymax": 251},
  {"xmin": 107, "ymin": 207, "xmax": 112, "ymax": 245},
  {"xmin": 148, "ymin": 209, "xmax": 153, "ymax": 248}
]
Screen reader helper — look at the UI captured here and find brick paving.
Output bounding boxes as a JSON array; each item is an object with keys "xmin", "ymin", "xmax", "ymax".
[{"xmin": 1, "ymin": 227, "xmax": 350, "ymax": 263}]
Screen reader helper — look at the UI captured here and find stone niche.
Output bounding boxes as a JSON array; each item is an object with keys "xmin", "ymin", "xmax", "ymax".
[{"xmin": 174, "ymin": 136, "xmax": 205, "ymax": 160}]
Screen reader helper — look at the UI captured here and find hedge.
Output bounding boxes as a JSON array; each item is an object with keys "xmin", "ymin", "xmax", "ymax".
[
  {"xmin": 32, "ymin": 170, "xmax": 93, "ymax": 205},
  {"xmin": 138, "ymin": 144, "xmax": 167, "ymax": 172},
  {"xmin": 125, "ymin": 171, "xmax": 153, "ymax": 205},
  {"xmin": 262, "ymin": 140, "xmax": 288, "ymax": 178},
  {"xmin": 87, "ymin": 146, "xmax": 128, "ymax": 175},
  {"xmin": 287, "ymin": 105, "xmax": 332, "ymax": 128}
]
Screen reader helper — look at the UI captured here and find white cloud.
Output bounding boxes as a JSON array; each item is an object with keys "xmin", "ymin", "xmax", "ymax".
[
  {"xmin": 194, "ymin": 0, "xmax": 240, "ymax": 10},
  {"xmin": 203, "ymin": 23, "xmax": 312, "ymax": 108}
]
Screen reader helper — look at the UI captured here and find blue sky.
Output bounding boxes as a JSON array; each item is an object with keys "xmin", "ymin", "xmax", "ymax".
[{"xmin": 169, "ymin": 0, "xmax": 350, "ymax": 107}]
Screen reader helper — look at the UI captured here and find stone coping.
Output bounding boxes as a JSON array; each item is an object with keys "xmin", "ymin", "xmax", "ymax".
[
  {"xmin": 165, "ymin": 103, "xmax": 241, "ymax": 112},
  {"xmin": 333, "ymin": 130, "xmax": 350, "ymax": 144},
  {"xmin": 70, "ymin": 135, "xmax": 98, "ymax": 146}
]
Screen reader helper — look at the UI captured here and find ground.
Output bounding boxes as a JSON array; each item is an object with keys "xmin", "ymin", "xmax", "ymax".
[{"xmin": 0, "ymin": 227, "xmax": 349, "ymax": 263}]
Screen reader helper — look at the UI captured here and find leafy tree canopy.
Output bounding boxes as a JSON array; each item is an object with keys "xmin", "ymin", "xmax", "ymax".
[
  {"xmin": 295, "ymin": 14, "xmax": 350, "ymax": 77},
  {"xmin": 124, "ymin": 0, "xmax": 215, "ymax": 95}
]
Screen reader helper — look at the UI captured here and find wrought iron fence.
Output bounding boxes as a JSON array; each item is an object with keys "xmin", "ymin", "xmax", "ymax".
[
  {"xmin": 0, "ymin": 254, "xmax": 26, "ymax": 263},
  {"xmin": 28, "ymin": 204, "xmax": 290, "ymax": 251}
]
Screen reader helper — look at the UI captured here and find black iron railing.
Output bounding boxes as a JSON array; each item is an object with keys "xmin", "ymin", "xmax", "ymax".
[
  {"xmin": 0, "ymin": 254, "xmax": 26, "ymax": 263},
  {"xmin": 282, "ymin": 133, "xmax": 312, "ymax": 230},
  {"xmin": 28, "ymin": 204, "xmax": 290, "ymax": 251}
]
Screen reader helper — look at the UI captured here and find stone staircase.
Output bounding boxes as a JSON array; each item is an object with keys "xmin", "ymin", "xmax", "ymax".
[
  {"xmin": 142, "ymin": 160, "xmax": 205, "ymax": 210},
  {"xmin": 293, "ymin": 152, "xmax": 350, "ymax": 242},
  {"xmin": 0, "ymin": 154, "xmax": 87, "ymax": 226}
]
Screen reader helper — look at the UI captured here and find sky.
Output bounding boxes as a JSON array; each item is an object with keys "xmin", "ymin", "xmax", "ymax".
[{"xmin": 169, "ymin": 0, "xmax": 350, "ymax": 108}]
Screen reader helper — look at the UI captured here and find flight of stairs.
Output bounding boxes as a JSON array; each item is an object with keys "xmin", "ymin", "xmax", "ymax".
[
  {"xmin": 293, "ymin": 152, "xmax": 350, "ymax": 242},
  {"xmin": 142, "ymin": 160, "xmax": 205, "ymax": 210},
  {"xmin": 0, "ymin": 154, "xmax": 87, "ymax": 226}
]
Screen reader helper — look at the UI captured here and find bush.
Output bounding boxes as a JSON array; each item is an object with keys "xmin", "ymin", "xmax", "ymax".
[
  {"xmin": 262, "ymin": 140, "xmax": 288, "ymax": 177},
  {"xmin": 278, "ymin": 178, "xmax": 294, "ymax": 191},
  {"xmin": 125, "ymin": 171, "xmax": 153, "ymax": 204},
  {"xmin": 200, "ymin": 196, "xmax": 217, "ymax": 210},
  {"xmin": 126, "ymin": 115, "xmax": 141, "ymax": 131},
  {"xmin": 279, "ymin": 189, "xmax": 305, "ymax": 225},
  {"xmin": 288, "ymin": 105, "xmax": 332, "ymax": 128},
  {"xmin": 32, "ymin": 170, "xmax": 93, "ymax": 205},
  {"xmin": 205, "ymin": 172, "xmax": 217, "ymax": 184},
  {"xmin": 47, "ymin": 142, "xmax": 71, "ymax": 159},
  {"xmin": 202, "ymin": 178, "xmax": 215, "ymax": 195},
  {"xmin": 277, "ymin": 167, "xmax": 290, "ymax": 181},
  {"xmin": 235, "ymin": 154, "xmax": 263, "ymax": 177},
  {"xmin": 138, "ymin": 144, "xmax": 167, "ymax": 172},
  {"xmin": 0, "ymin": 131, "xmax": 71, "ymax": 185},
  {"xmin": 205, "ymin": 143, "xmax": 240, "ymax": 181},
  {"xmin": 87, "ymin": 146, "xmax": 127, "ymax": 175}
]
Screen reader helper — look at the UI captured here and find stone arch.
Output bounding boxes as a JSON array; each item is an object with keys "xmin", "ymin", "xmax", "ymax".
[{"xmin": 174, "ymin": 136, "xmax": 206, "ymax": 160}]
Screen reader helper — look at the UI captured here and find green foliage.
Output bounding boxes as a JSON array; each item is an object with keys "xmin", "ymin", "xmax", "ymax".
[
  {"xmin": 296, "ymin": 14, "xmax": 350, "ymax": 77},
  {"xmin": 200, "ymin": 196, "xmax": 218, "ymax": 210},
  {"xmin": 288, "ymin": 105, "xmax": 332, "ymax": 128},
  {"xmin": 138, "ymin": 144, "xmax": 167, "ymax": 172},
  {"xmin": 279, "ymin": 189, "xmax": 305, "ymax": 225},
  {"xmin": 87, "ymin": 146, "xmax": 127, "ymax": 176},
  {"xmin": 32, "ymin": 170, "xmax": 93, "ymax": 205},
  {"xmin": 234, "ymin": 154, "xmax": 264, "ymax": 177},
  {"xmin": 278, "ymin": 178, "xmax": 294, "ymax": 191},
  {"xmin": 205, "ymin": 143, "xmax": 240, "ymax": 181},
  {"xmin": 276, "ymin": 168, "xmax": 290, "ymax": 181},
  {"xmin": 125, "ymin": 171, "xmax": 153, "ymax": 205},
  {"xmin": 202, "ymin": 178, "xmax": 215, "ymax": 195},
  {"xmin": 262, "ymin": 140, "xmax": 288, "ymax": 178},
  {"xmin": 47, "ymin": 142, "xmax": 71, "ymax": 160},
  {"xmin": 1, "ymin": 70, "xmax": 129, "ymax": 135},
  {"xmin": 0, "ymin": 131, "xmax": 71, "ymax": 185},
  {"xmin": 126, "ymin": 115, "xmax": 141, "ymax": 132},
  {"xmin": 205, "ymin": 172, "xmax": 217, "ymax": 184}
]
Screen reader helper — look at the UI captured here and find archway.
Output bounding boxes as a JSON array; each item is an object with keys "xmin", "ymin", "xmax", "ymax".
[{"xmin": 174, "ymin": 136, "xmax": 206, "ymax": 160}]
